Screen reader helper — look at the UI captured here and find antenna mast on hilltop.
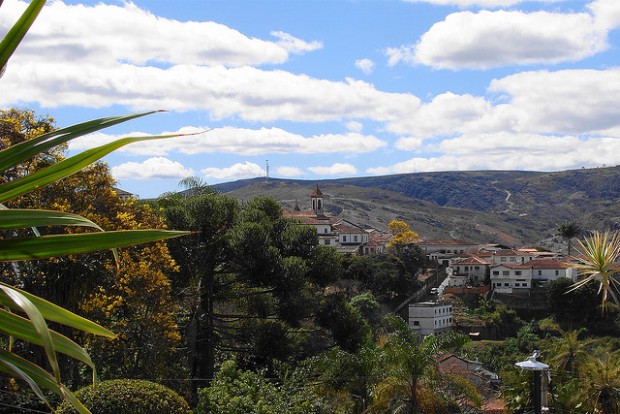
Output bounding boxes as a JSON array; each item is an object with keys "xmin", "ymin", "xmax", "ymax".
[{"xmin": 265, "ymin": 160, "xmax": 269, "ymax": 181}]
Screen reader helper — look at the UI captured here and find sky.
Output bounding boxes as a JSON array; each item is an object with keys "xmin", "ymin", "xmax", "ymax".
[{"xmin": 1, "ymin": 0, "xmax": 620, "ymax": 198}]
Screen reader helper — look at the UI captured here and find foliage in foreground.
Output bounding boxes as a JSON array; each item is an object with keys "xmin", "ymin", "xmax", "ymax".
[
  {"xmin": 0, "ymin": 1, "xmax": 188, "ymax": 412},
  {"xmin": 56, "ymin": 379, "xmax": 191, "ymax": 414}
]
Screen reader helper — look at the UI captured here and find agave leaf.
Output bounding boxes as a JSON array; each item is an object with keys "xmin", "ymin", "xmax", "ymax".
[
  {"xmin": 0, "ymin": 282, "xmax": 115, "ymax": 338},
  {"xmin": 0, "ymin": 0, "xmax": 45, "ymax": 74},
  {"xmin": 0, "ymin": 356, "xmax": 53, "ymax": 411},
  {"xmin": 0, "ymin": 209, "xmax": 104, "ymax": 231},
  {"xmin": 0, "ymin": 229, "xmax": 189, "ymax": 261},
  {"xmin": 0, "ymin": 284, "xmax": 60, "ymax": 382},
  {"xmin": 0, "ymin": 349, "xmax": 92, "ymax": 414},
  {"xmin": 0, "ymin": 132, "xmax": 193, "ymax": 204},
  {"xmin": 0, "ymin": 111, "xmax": 162, "ymax": 173},
  {"xmin": 0, "ymin": 309, "xmax": 94, "ymax": 369}
]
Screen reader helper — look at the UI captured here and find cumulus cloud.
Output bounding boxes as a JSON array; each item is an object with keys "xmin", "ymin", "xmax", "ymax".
[
  {"xmin": 308, "ymin": 163, "xmax": 358, "ymax": 176},
  {"xmin": 111, "ymin": 157, "xmax": 194, "ymax": 180},
  {"xmin": 391, "ymin": 9, "xmax": 607, "ymax": 70},
  {"xmin": 70, "ymin": 126, "xmax": 387, "ymax": 156},
  {"xmin": 346, "ymin": 121, "xmax": 364, "ymax": 133},
  {"xmin": 355, "ymin": 58, "xmax": 375, "ymax": 75},
  {"xmin": 201, "ymin": 162, "xmax": 265, "ymax": 180},
  {"xmin": 486, "ymin": 68, "xmax": 620, "ymax": 135},
  {"xmin": 387, "ymin": 92, "xmax": 490, "ymax": 137},
  {"xmin": 276, "ymin": 166, "xmax": 305, "ymax": 177},
  {"xmin": 0, "ymin": 0, "xmax": 317, "ymax": 68}
]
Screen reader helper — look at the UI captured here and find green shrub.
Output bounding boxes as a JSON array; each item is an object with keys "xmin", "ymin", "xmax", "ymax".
[{"xmin": 55, "ymin": 379, "xmax": 191, "ymax": 414}]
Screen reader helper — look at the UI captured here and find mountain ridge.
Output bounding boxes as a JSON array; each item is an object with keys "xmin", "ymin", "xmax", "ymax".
[{"xmin": 211, "ymin": 166, "xmax": 620, "ymax": 248}]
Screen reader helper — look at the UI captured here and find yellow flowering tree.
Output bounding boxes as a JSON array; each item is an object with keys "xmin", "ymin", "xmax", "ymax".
[{"xmin": 387, "ymin": 220, "xmax": 419, "ymax": 247}]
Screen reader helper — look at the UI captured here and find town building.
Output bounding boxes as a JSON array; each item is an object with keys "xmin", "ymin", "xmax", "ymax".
[
  {"xmin": 283, "ymin": 185, "xmax": 387, "ymax": 255},
  {"xmin": 490, "ymin": 258, "xmax": 576, "ymax": 293},
  {"xmin": 408, "ymin": 301, "xmax": 453, "ymax": 337}
]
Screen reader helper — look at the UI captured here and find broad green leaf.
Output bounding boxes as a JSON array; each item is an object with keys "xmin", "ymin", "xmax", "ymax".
[
  {"xmin": 0, "ymin": 111, "xmax": 161, "ymax": 173},
  {"xmin": 0, "ymin": 309, "xmax": 94, "ymax": 369},
  {"xmin": 0, "ymin": 0, "xmax": 46, "ymax": 73},
  {"xmin": 0, "ymin": 133, "xmax": 191, "ymax": 204},
  {"xmin": 0, "ymin": 209, "xmax": 103, "ymax": 231},
  {"xmin": 0, "ymin": 285, "xmax": 60, "ymax": 381},
  {"xmin": 0, "ymin": 229, "xmax": 189, "ymax": 260},
  {"xmin": 0, "ymin": 282, "xmax": 115, "ymax": 338}
]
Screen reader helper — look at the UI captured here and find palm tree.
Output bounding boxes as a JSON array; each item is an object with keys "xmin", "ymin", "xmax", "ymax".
[
  {"xmin": 372, "ymin": 317, "xmax": 480, "ymax": 414},
  {"xmin": 580, "ymin": 351, "xmax": 620, "ymax": 414},
  {"xmin": 551, "ymin": 328, "xmax": 590, "ymax": 374},
  {"xmin": 569, "ymin": 230, "xmax": 620, "ymax": 309},
  {"xmin": 558, "ymin": 222, "xmax": 581, "ymax": 256}
]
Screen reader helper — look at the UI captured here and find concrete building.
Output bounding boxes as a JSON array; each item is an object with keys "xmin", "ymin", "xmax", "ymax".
[{"xmin": 408, "ymin": 301, "xmax": 453, "ymax": 337}]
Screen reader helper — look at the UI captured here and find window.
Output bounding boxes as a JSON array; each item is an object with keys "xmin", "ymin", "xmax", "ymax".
[
  {"xmin": 502, "ymin": 271, "xmax": 509, "ymax": 276},
  {"xmin": 413, "ymin": 321, "xmax": 419, "ymax": 326},
  {"xmin": 474, "ymin": 266, "xmax": 480, "ymax": 270},
  {"xmin": 538, "ymin": 270, "xmax": 542, "ymax": 275},
  {"xmin": 555, "ymin": 270, "xmax": 559, "ymax": 275},
  {"xmin": 504, "ymin": 283, "xmax": 509, "ymax": 287},
  {"xmin": 500, "ymin": 257, "xmax": 507, "ymax": 262},
  {"xmin": 515, "ymin": 271, "xmax": 522, "ymax": 276},
  {"xmin": 324, "ymin": 228, "xmax": 328, "ymax": 233},
  {"xmin": 354, "ymin": 235, "xmax": 358, "ymax": 242},
  {"xmin": 509, "ymin": 257, "xmax": 516, "ymax": 262},
  {"xmin": 465, "ymin": 266, "xmax": 469, "ymax": 271},
  {"xmin": 493, "ymin": 271, "xmax": 499, "ymax": 276},
  {"xmin": 515, "ymin": 283, "xmax": 520, "ymax": 287},
  {"xmin": 343, "ymin": 235, "xmax": 347, "ymax": 242},
  {"xmin": 325, "ymin": 239, "xmax": 331, "ymax": 245}
]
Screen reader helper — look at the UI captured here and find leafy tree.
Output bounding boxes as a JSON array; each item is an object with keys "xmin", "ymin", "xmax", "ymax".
[
  {"xmin": 551, "ymin": 328, "xmax": 590, "ymax": 374},
  {"xmin": 197, "ymin": 360, "xmax": 324, "ymax": 414},
  {"xmin": 547, "ymin": 277, "xmax": 599, "ymax": 323},
  {"xmin": 558, "ymin": 221, "xmax": 581, "ymax": 256},
  {"xmin": 315, "ymin": 293, "xmax": 370, "ymax": 353},
  {"xmin": 387, "ymin": 220, "xmax": 419, "ymax": 247}
]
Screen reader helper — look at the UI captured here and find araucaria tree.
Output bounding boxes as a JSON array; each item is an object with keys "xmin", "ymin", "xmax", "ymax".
[{"xmin": 160, "ymin": 192, "xmax": 343, "ymax": 392}]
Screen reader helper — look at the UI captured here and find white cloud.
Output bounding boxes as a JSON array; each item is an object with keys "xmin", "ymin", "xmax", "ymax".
[
  {"xmin": 369, "ymin": 132, "xmax": 620, "ymax": 174},
  {"xmin": 387, "ymin": 92, "xmax": 490, "ymax": 137},
  {"xmin": 355, "ymin": 58, "xmax": 375, "ymax": 75},
  {"xmin": 308, "ymin": 163, "xmax": 358, "ymax": 176},
  {"xmin": 201, "ymin": 162, "xmax": 265, "ymax": 180},
  {"xmin": 111, "ymin": 157, "xmax": 194, "ymax": 180},
  {"xmin": 0, "ymin": 0, "xmax": 314, "ymax": 68},
  {"xmin": 486, "ymin": 68, "xmax": 620, "ymax": 135},
  {"xmin": 395, "ymin": 9, "xmax": 607, "ymax": 69},
  {"xmin": 346, "ymin": 121, "xmax": 364, "ymax": 133},
  {"xmin": 276, "ymin": 166, "xmax": 305, "ymax": 177},
  {"xmin": 589, "ymin": 0, "xmax": 620, "ymax": 31},
  {"xmin": 395, "ymin": 137, "xmax": 424, "ymax": 151},
  {"xmin": 271, "ymin": 31, "xmax": 323, "ymax": 54},
  {"xmin": 70, "ymin": 126, "xmax": 387, "ymax": 156}
]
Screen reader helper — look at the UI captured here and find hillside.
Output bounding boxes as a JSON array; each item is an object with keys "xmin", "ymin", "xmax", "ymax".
[{"xmin": 212, "ymin": 166, "xmax": 620, "ymax": 248}]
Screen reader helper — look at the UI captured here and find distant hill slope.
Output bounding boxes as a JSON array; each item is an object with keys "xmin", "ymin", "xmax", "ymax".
[{"xmin": 211, "ymin": 166, "xmax": 620, "ymax": 248}]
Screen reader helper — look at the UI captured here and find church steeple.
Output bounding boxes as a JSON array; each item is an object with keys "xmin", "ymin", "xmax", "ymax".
[{"xmin": 310, "ymin": 184, "xmax": 324, "ymax": 215}]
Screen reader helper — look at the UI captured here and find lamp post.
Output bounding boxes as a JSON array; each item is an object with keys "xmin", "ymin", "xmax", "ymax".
[{"xmin": 515, "ymin": 350, "xmax": 549, "ymax": 414}]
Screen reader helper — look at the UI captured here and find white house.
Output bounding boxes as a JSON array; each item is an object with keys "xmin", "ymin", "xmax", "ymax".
[
  {"xmin": 490, "ymin": 258, "xmax": 576, "ymax": 293},
  {"xmin": 408, "ymin": 301, "xmax": 453, "ymax": 337},
  {"xmin": 416, "ymin": 239, "xmax": 487, "ymax": 266},
  {"xmin": 490, "ymin": 249, "xmax": 536, "ymax": 265},
  {"xmin": 447, "ymin": 256, "xmax": 491, "ymax": 287}
]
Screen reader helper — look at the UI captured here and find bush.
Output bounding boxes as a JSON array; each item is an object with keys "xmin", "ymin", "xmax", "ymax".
[{"xmin": 55, "ymin": 379, "xmax": 191, "ymax": 414}]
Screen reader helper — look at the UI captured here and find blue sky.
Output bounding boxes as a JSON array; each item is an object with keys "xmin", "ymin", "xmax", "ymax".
[{"xmin": 2, "ymin": 0, "xmax": 620, "ymax": 198}]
